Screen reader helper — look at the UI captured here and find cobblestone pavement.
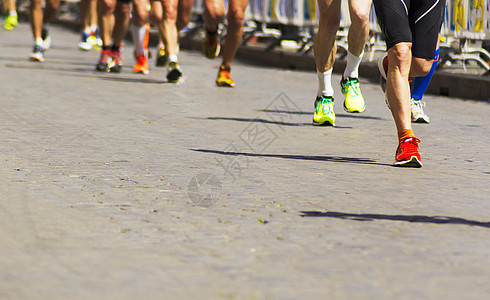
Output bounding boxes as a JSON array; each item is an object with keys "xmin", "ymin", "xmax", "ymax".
[{"xmin": 0, "ymin": 23, "xmax": 489, "ymax": 300}]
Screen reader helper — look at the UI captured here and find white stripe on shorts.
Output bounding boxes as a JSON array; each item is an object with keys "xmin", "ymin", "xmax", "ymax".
[{"xmin": 415, "ymin": 0, "xmax": 440, "ymax": 23}]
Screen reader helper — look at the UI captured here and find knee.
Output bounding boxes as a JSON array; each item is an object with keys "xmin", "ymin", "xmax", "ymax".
[
  {"xmin": 99, "ymin": 0, "xmax": 115, "ymax": 12},
  {"xmin": 163, "ymin": 7, "xmax": 177, "ymax": 22},
  {"xmin": 412, "ymin": 59, "xmax": 433, "ymax": 76},
  {"xmin": 31, "ymin": 0, "xmax": 43, "ymax": 8},
  {"xmin": 227, "ymin": 9, "xmax": 245, "ymax": 27},
  {"xmin": 349, "ymin": 8, "xmax": 369, "ymax": 29},
  {"xmin": 177, "ymin": 14, "xmax": 190, "ymax": 29},
  {"xmin": 132, "ymin": 8, "xmax": 148, "ymax": 25},
  {"xmin": 47, "ymin": 0, "xmax": 60, "ymax": 10},
  {"xmin": 150, "ymin": 10, "xmax": 162, "ymax": 24},
  {"xmin": 418, "ymin": 61, "xmax": 433, "ymax": 75},
  {"xmin": 318, "ymin": 15, "xmax": 340, "ymax": 35},
  {"xmin": 390, "ymin": 43, "xmax": 412, "ymax": 66}
]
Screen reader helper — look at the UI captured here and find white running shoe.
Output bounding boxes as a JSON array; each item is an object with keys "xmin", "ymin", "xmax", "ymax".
[{"xmin": 411, "ymin": 98, "xmax": 430, "ymax": 123}]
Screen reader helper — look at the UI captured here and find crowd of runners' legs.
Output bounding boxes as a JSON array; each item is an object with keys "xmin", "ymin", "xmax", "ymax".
[
  {"xmin": 313, "ymin": 0, "xmax": 371, "ymax": 127},
  {"xmin": 2, "ymin": 0, "xmax": 446, "ymax": 167}
]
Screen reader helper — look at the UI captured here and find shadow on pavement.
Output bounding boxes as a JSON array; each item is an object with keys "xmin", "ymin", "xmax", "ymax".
[
  {"xmin": 206, "ymin": 116, "xmax": 313, "ymax": 127},
  {"xmin": 4, "ymin": 61, "xmax": 167, "ymax": 83},
  {"xmin": 260, "ymin": 109, "xmax": 385, "ymax": 120},
  {"xmin": 5, "ymin": 63, "xmax": 98, "ymax": 73},
  {"xmin": 192, "ymin": 149, "xmax": 389, "ymax": 166},
  {"xmin": 99, "ymin": 77, "xmax": 167, "ymax": 84},
  {"xmin": 202, "ymin": 116, "xmax": 353, "ymax": 128},
  {"xmin": 300, "ymin": 211, "xmax": 490, "ymax": 228}
]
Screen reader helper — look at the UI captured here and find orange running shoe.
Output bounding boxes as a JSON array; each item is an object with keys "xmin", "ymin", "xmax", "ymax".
[
  {"xmin": 394, "ymin": 137, "xmax": 423, "ymax": 167},
  {"xmin": 133, "ymin": 54, "xmax": 149, "ymax": 74}
]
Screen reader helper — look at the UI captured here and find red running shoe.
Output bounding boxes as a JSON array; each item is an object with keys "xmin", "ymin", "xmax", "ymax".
[
  {"xmin": 394, "ymin": 137, "xmax": 423, "ymax": 168},
  {"xmin": 109, "ymin": 50, "xmax": 123, "ymax": 73}
]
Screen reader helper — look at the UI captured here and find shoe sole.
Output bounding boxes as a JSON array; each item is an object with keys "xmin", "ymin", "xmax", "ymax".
[
  {"xmin": 312, "ymin": 119, "xmax": 335, "ymax": 127},
  {"xmin": 394, "ymin": 156, "xmax": 423, "ymax": 168},
  {"xmin": 79, "ymin": 44, "xmax": 92, "ymax": 51},
  {"xmin": 167, "ymin": 69, "xmax": 182, "ymax": 82},
  {"xmin": 30, "ymin": 56, "xmax": 44, "ymax": 62},
  {"xmin": 343, "ymin": 102, "xmax": 365, "ymax": 113},
  {"xmin": 95, "ymin": 65, "xmax": 109, "ymax": 72},
  {"xmin": 216, "ymin": 81, "xmax": 235, "ymax": 88},
  {"xmin": 134, "ymin": 67, "xmax": 149, "ymax": 75},
  {"xmin": 412, "ymin": 117, "xmax": 430, "ymax": 124}
]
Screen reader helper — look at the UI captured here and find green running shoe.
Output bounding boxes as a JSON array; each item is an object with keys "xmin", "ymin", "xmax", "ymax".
[
  {"xmin": 313, "ymin": 96, "xmax": 335, "ymax": 126},
  {"xmin": 341, "ymin": 77, "xmax": 365, "ymax": 113}
]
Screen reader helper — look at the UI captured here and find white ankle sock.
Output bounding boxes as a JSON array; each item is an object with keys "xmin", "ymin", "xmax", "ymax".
[
  {"xmin": 343, "ymin": 51, "xmax": 363, "ymax": 79},
  {"xmin": 168, "ymin": 54, "xmax": 178, "ymax": 63},
  {"xmin": 317, "ymin": 69, "xmax": 334, "ymax": 97},
  {"xmin": 130, "ymin": 23, "xmax": 146, "ymax": 56}
]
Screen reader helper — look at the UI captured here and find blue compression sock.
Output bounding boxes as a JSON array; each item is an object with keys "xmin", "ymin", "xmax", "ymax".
[{"xmin": 411, "ymin": 48, "xmax": 439, "ymax": 100}]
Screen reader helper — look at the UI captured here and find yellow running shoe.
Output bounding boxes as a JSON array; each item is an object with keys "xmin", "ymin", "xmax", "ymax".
[
  {"xmin": 155, "ymin": 44, "xmax": 167, "ymax": 67},
  {"xmin": 3, "ymin": 13, "xmax": 18, "ymax": 30},
  {"xmin": 313, "ymin": 96, "xmax": 335, "ymax": 126},
  {"xmin": 216, "ymin": 65, "xmax": 235, "ymax": 87},
  {"xmin": 203, "ymin": 30, "xmax": 220, "ymax": 59},
  {"xmin": 133, "ymin": 54, "xmax": 149, "ymax": 74},
  {"xmin": 341, "ymin": 77, "xmax": 365, "ymax": 113}
]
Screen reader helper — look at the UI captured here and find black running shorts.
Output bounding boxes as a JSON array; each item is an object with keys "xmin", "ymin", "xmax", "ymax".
[
  {"xmin": 117, "ymin": 0, "xmax": 131, "ymax": 4},
  {"xmin": 373, "ymin": 0, "xmax": 446, "ymax": 59}
]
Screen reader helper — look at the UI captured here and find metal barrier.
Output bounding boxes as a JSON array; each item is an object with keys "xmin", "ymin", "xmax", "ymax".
[{"xmin": 190, "ymin": 0, "xmax": 489, "ymax": 73}]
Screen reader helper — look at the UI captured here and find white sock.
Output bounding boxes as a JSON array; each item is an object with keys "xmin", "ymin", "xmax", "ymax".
[
  {"xmin": 35, "ymin": 38, "xmax": 43, "ymax": 46},
  {"xmin": 343, "ymin": 51, "xmax": 363, "ymax": 79},
  {"xmin": 9, "ymin": 11, "xmax": 17, "ymax": 16},
  {"xmin": 90, "ymin": 24, "xmax": 98, "ymax": 34},
  {"xmin": 83, "ymin": 27, "xmax": 91, "ymax": 35},
  {"xmin": 168, "ymin": 54, "xmax": 178, "ymax": 63},
  {"xmin": 317, "ymin": 69, "xmax": 334, "ymax": 97},
  {"xmin": 130, "ymin": 23, "xmax": 146, "ymax": 56}
]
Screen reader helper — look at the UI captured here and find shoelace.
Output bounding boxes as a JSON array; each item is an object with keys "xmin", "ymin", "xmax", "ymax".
[
  {"xmin": 411, "ymin": 100, "xmax": 426, "ymax": 115},
  {"xmin": 397, "ymin": 138, "xmax": 420, "ymax": 154},
  {"xmin": 316, "ymin": 97, "xmax": 333, "ymax": 114},
  {"xmin": 344, "ymin": 79, "xmax": 360, "ymax": 96},
  {"xmin": 33, "ymin": 45, "xmax": 43, "ymax": 52}
]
